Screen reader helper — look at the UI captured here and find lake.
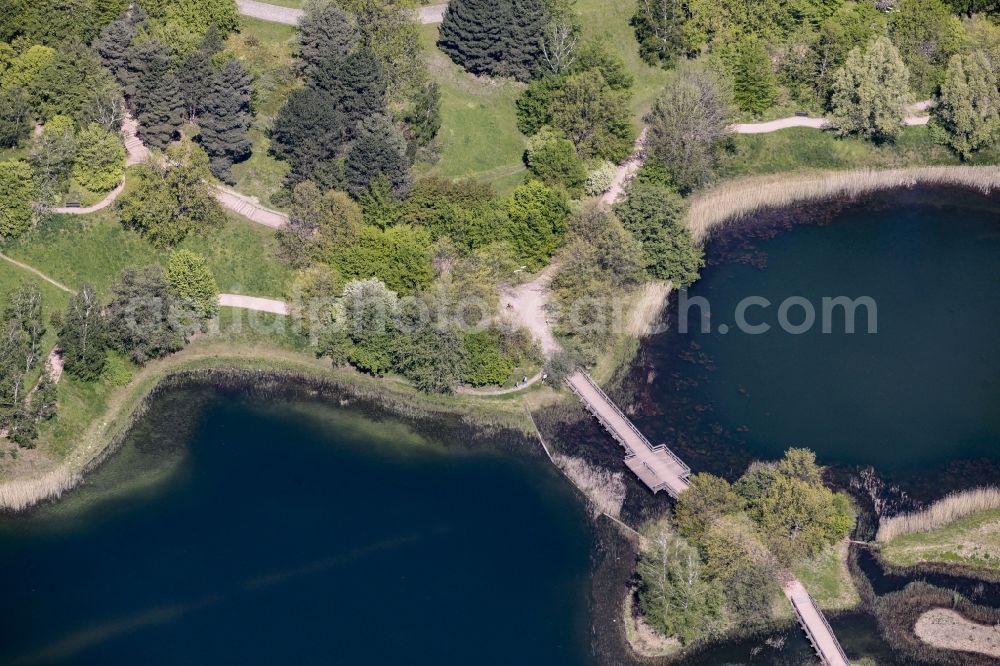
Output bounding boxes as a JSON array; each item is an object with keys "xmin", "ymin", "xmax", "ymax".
[
  {"xmin": 0, "ymin": 383, "xmax": 593, "ymax": 665},
  {"xmin": 629, "ymin": 188, "xmax": 1000, "ymax": 499}
]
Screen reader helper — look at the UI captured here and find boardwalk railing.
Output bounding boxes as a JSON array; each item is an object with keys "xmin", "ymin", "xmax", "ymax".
[
  {"xmin": 571, "ymin": 373, "xmax": 691, "ymax": 475},
  {"xmin": 788, "ymin": 589, "xmax": 851, "ymax": 666}
]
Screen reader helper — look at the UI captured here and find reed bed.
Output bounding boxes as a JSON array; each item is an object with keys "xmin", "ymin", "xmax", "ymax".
[
  {"xmin": 553, "ymin": 454, "xmax": 627, "ymax": 519},
  {"xmin": 876, "ymin": 487, "xmax": 1000, "ymax": 542},
  {"xmin": 0, "ymin": 466, "xmax": 81, "ymax": 513},
  {"xmin": 626, "ymin": 281, "xmax": 672, "ymax": 338},
  {"xmin": 687, "ymin": 166, "xmax": 1000, "ymax": 240}
]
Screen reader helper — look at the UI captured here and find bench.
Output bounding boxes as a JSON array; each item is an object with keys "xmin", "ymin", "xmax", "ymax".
[
  {"xmin": 63, "ymin": 201, "xmax": 81, "ymax": 208},
  {"xmin": 794, "ymin": 111, "xmax": 810, "ymax": 118}
]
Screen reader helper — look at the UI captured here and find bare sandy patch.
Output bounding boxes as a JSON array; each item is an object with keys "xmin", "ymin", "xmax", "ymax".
[
  {"xmin": 623, "ymin": 593, "xmax": 680, "ymax": 658},
  {"xmin": 914, "ymin": 608, "xmax": 1000, "ymax": 658}
]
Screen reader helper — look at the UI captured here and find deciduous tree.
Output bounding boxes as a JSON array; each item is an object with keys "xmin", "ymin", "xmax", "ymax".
[
  {"xmin": 645, "ymin": 64, "xmax": 732, "ymax": 192},
  {"xmin": 831, "ymin": 36, "xmax": 912, "ymax": 142},
  {"xmin": 166, "ymin": 249, "xmax": 219, "ymax": 318},
  {"xmin": 937, "ymin": 51, "xmax": 1000, "ymax": 159},
  {"xmin": 59, "ymin": 284, "xmax": 107, "ymax": 380}
]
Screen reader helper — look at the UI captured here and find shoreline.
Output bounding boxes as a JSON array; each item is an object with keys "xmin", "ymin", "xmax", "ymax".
[
  {"xmin": 685, "ymin": 165, "xmax": 1000, "ymax": 241},
  {"xmin": 0, "ymin": 341, "xmax": 544, "ymax": 513}
]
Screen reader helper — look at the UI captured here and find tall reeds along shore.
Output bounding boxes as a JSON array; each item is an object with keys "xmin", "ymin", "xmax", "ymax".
[
  {"xmin": 686, "ymin": 166, "xmax": 1000, "ymax": 240},
  {"xmin": 876, "ymin": 487, "xmax": 1000, "ymax": 542}
]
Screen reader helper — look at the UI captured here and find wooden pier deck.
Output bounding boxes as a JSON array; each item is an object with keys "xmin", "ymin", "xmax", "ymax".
[
  {"xmin": 567, "ymin": 371, "xmax": 849, "ymax": 666},
  {"xmin": 784, "ymin": 580, "xmax": 851, "ymax": 666},
  {"xmin": 567, "ymin": 372, "xmax": 690, "ymax": 497}
]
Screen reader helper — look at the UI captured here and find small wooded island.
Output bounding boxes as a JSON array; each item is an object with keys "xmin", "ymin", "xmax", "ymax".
[{"xmin": 1, "ymin": 0, "xmax": 999, "ymax": 664}]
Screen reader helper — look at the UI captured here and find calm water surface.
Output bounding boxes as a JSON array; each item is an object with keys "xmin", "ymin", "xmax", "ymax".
[
  {"xmin": 633, "ymin": 189, "xmax": 1000, "ymax": 491},
  {"xmin": 0, "ymin": 386, "xmax": 593, "ymax": 665}
]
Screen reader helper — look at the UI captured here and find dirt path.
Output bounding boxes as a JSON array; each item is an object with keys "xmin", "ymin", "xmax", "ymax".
[
  {"xmin": 601, "ymin": 129, "xmax": 648, "ymax": 206},
  {"xmin": 500, "ymin": 264, "xmax": 561, "ymax": 358},
  {"xmin": 0, "ymin": 252, "xmax": 75, "ymax": 293},
  {"xmin": 733, "ymin": 100, "xmax": 933, "ymax": 134}
]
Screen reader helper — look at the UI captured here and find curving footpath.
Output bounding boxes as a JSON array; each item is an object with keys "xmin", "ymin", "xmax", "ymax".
[
  {"xmin": 236, "ymin": 0, "xmax": 448, "ymax": 25},
  {"xmin": 218, "ymin": 293, "xmax": 289, "ymax": 314},
  {"xmin": 733, "ymin": 100, "xmax": 933, "ymax": 134}
]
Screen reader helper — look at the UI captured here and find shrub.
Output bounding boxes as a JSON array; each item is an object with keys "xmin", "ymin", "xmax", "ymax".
[
  {"xmin": 73, "ymin": 123, "xmax": 126, "ymax": 192},
  {"xmin": 166, "ymin": 249, "xmax": 219, "ymax": 318},
  {"xmin": 584, "ymin": 160, "xmax": 616, "ymax": 196}
]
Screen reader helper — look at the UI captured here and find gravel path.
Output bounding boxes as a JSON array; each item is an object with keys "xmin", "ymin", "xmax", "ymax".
[
  {"xmin": 218, "ymin": 293, "xmax": 290, "ymax": 315},
  {"xmin": 236, "ymin": 0, "xmax": 448, "ymax": 25}
]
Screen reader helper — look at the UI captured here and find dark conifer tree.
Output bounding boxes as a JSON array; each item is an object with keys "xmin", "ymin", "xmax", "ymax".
[
  {"xmin": 221, "ymin": 59, "xmax": 254, "ymax": 113},
  {"xmin": 345, "ymin": 114, "xmax": 412, "ymax": 198},
  {"xmin": 198, "ymin": 71, "xmax": 251, "ymax": 183},
  {"xmin": 311, "ymin": 48, "xmax": 387, "ymax": 132},
  {"xmin": 271, "ymin": 87, "xmax": 348, "ymax": 187},
  {"xmin": 438, "ymin": 0, "xmax": 548, "ymax": 81},
  {"xmin": 438, "ymin": 0, "xmax": 506, "ymax": 77},
  {"xmin": 296, "ymin": 3, "xmax": 359, "ymax": 78},
  {"xmin": 136, "ymin": 58, "xmax": 185, "ymax": 149},
  {"xmin": 176, "ymin": 49, "xmax": 215, "ymax": 121},
  {"xmin": 94, "ymin": 7, "xmax": 145, "ymax": 95}
]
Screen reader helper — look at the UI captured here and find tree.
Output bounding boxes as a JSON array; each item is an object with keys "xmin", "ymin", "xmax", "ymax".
[
  {"xmin": 673, "ymin": 473, "xmax": 744, "ymax": 543},
  {"xmin": 344, "ymin": 114, "xmax": 412, "ymax": 198},
  {"xmin": 645, "ymin": 64, "xmax": 732, "ymax": 193},
  {"xmin": 503, "ymin": 180, "xmax": 570, "ymax": 269},
  {"xmin": 461, "ymin": 330, "xmax": 516, "ymax": 386},
  {"xmin": 28, "ymin": 115, "xmax": 76, "ymax": 203},
  {"xmin": 335, "ymin": 224, "xmax": 433, "ymax": 294},
  {"xmin": 888, "ymin": 0, "xmax": 963, "ymax": 95},
  {"xmin": 937, "ymin": 52, "xmax": 1000, "ymax": 159},
  {"xmin": 631, "ymin": 0, "xmax": 692, "ymax": 67},
  {"xmin": 438, "ymin": 0, "xmax": 549, "ymax": 81},
  {"xmin": 333, "ymin": 0, "xmax": 424, "ymax": 99},
  {"xmin": 0, "ymin": 160, "xmax": 34, "ymax": 239},
  {"xmin": 549, "ymin": 69, "xmax": 635, "ymax": 162},
  {"xmin": 0, "ymin": 87, "xmax": 33, "ymax": 148},
  {"xmin": 197, "ymin": 69, "xmax": 252, "ymax": 183},
  {"xmin": 739, "ymin": 449, "xmax": 854, "ymax": 563},
  {"xmin": 730, "ymin": 36, "xmax": 778, "ymax": 115},
  {"xmin": 131, "ymin": 40, "xmax": 184, "ymax": 148},
  {"xmin": 73, "ymin": 123, "xmax": 126, "ymax": 192},
  {"xmin": 288, "ymin": 263, "xmax": 341, "ymax": 338},
  {"xmin": 94, "ymin": 7, "xmax": 143, "ymax": 91},
  {"xmin": 637, "ymin": 523, "xmax": 725, "ymax": 644},
  {"xmin": 525, "ymin": 134, "xmax": 586, "ymax": 194},
  {"xmin": 296, "ymin": 2, "xmax": 359, "ymax": 79},
  {"xmin": 278, "ymin": 181, "xmax": 363, "ymax": 265},
  {"xmin": 614, "ymin": 182, "xmax": 704, "ymax": 285},
  {"xmin": 116, "ymin": 140, "xmax": 224, "ymax": 246},
  {"xmin": 312, "ymin": 47, "xmax": 387, "ymax": 130},
  {"xmin": 515, "ymin": 75, "xmax": 564, "ymax": 135},
  {"xmin": 395, "ymin": 325, "xmax": 465, "ymax": 393},
  {"xmin": 831, "ymin": 37, "xmax": 912, "ymax": 142},
  {"xmin": 541, "ymin": 0, "xmax": 579, "ymax": 75},
  {"xmin": 106, "ymin": 265, "xmax": 193, "ymax": 364},
  {"xmin": 176, "ymin": 48, "xmax": 215, "ymax": 122},
  {"xmin": 270, "ymin": 87, "xmax": 349, "ymax": 189},
  {"xmin": 141, "ymin": 0, "xmax": 240, "ymax": 40},
  {"xmin": 403, "ymin": 81, "xmax": 441, "ymax": 149},
  {"xmin": 166, "ymin": 249, "xmax": 219, "ymax": 318},
  {"xmin": 31, "ymin": 41, "xmax": 119, "ymax": 123},
  {"xmin": 59, "ymin": 284, "xmax": 107, "ymax": 380}
]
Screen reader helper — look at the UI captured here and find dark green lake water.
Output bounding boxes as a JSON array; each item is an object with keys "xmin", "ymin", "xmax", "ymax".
[
  {"xmin": 0, "ymin": 385, "xmax": 593, "ymax": 665},
  {"xmin": 631, "ymin": 189, "xmax": 1000, "ymax": 496}
]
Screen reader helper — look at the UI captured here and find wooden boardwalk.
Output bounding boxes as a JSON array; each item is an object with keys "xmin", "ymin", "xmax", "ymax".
[
  {"xmin": 567, "ymin": 371, "xmax": 849, "ymax": 665},
  {"xmin": 784, "ymin": 580, "xmax": 851, "ymax": 666},
  {"xmin": 567, "ymin": 372, "xmax": 690, "ymax": 497}
]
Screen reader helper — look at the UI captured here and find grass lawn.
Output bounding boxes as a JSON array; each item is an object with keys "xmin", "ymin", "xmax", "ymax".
[
  {"xmin": 419, "ymin": 25, "xmax": 527, "ymax": 194},
  {"xmin": 792, "ymin": 540, "xmax": 860, "ymax": 610},
  {"xmin": 716, "ymin": 125, "xmax": 1000, "ymax": 178},
  {"xmin": 227, "ymin": 16, "xmax": 300, "ymax": 208},
  {"xmin": 575, "ymin": 0, "xmax": 669, "ymax": 123},
  {"xmin": 881, "ymin": 507, "xmax": 1000, "ymax": 576},
  {"xmin": 1, "ymin": 210, "xmax": 292, "ymax": 298}
]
